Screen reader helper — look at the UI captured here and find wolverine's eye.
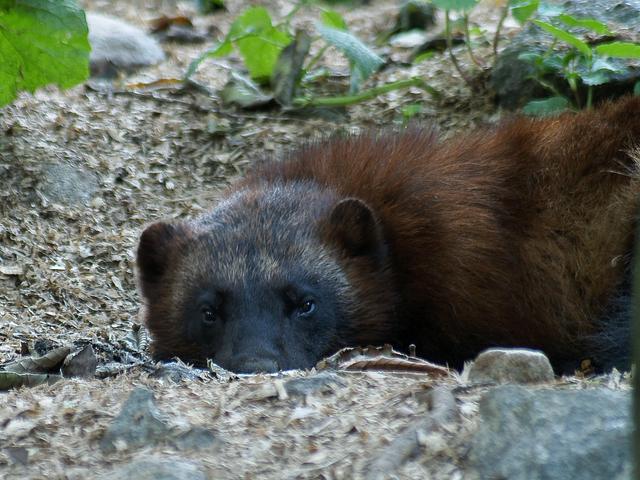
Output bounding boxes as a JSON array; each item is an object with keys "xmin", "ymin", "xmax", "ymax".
[
  {"xmin": 298, "ymin": 299, "xmax": 316, "ymax": 317},
  {"xmin": 202, "ymin": 307, "xmax": 216, "ymax": 325}
]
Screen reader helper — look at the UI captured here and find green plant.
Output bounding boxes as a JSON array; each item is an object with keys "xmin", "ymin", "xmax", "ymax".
[
  {"xmin": 431, "ymin": 0, "xmax": 640, "ymax": 113},
  {"xmin": 429, "ymin": 0, "xmax": 539, "ymax": 90},
  {"xmin": 520, "ymin": 14, "xmax": 640, "ymax": 115},
  {"xmin": 0, "ymin": 0, "xmax": 90, "ymax": 108},
  {"xmin": 186, "ymin": 3, "xmax": 438, "ymax": 109}
]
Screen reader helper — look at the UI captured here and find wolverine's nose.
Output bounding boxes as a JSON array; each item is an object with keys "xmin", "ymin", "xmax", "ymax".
[{"xmin": 233, "ymin": 356, "xmax": 280, "ymax": 374}]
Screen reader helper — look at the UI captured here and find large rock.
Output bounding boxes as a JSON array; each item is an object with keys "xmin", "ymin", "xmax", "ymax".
[
  {"xmin": 39, "ymin": 162, "xmax": 99, "ymax": 206},
  {"xmin": 468, "ymin": 385, "xmax": 631, "ymax": 479},
  {"xmin": 100, "ymin": 457, "xmax": 208, "ymax": 480},
  {"xmin": 100, "ymin": 388, "xmax": 171, "ymax": 453},
  {"xmin": 99, "ymin": 387, "xmax": 218, "ymax": 453},
  {"xmin": 87, "ymin": 13, "xmax": 165, "ymax": 77},
  {"xmin": 491, "ymin": 0, "xmax": 640, "ymax": 108}
]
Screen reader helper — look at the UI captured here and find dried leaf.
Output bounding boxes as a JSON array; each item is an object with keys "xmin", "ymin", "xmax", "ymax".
[
  {"xmin": 3, "ymin": 346, "xmax": 71, "ymax": 374},
  {"xmin": 317, "ymin": 345, "xmax": 451, "ymax": 377},
  {"xmin": 0, "ymin": 371, "xmax": 62, "ymax": 390},
  {"xmin": 271, "ymin": 31, "xmax": 311, "ymax": 106},
  {"xmin": 150, "ymin": 15, "xmax": 194, "ymax": 33}
]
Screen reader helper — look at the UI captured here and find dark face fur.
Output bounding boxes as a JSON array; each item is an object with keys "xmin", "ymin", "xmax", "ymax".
[{"xmin": 137, "ymin": 183, "xmax": 393, "ymax": 373}]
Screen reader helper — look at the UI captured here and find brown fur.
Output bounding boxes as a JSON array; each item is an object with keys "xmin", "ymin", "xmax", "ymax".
[{"xmin": 139, "ymin": 97, "xmax": 640, "ymax": 371}]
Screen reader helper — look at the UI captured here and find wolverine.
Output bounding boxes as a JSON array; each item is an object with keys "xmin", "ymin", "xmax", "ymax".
[{"xmin": 137, "ymin": 97, "xmax": 639, "ymax": 374}]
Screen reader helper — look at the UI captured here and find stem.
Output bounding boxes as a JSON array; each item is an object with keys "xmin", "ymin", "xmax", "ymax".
[
  {"xmin": 531, "ymin": 77, "xmax": 565, "ymax": 98},
  {"xmin": 567, "ymin": 74, "xmax": 581, "ymax": 109},
  {"xmin": 463, "ymin": 14, "xmax": 482, "ymax": 67},
  {"xmin": 281, "ymin": 1, "xmax": 303, "ymax": 30},
  {"xmin": 585, "ymin": 55, "xmax": 594, "ymax": 109},
  {"xmin": 304, "ymin": 44, "xmax": 329, "ymax": 72},
  {"xmin": 292, "ymin": 78, "xmax": 440, "ymax": 108},
  {"xmin": 492, "ymin": 5, "xmax": 509, "ymax": 57},
  {"xmin": 444, "ymin": 11, "xmax": 474, "ymax": 90}
]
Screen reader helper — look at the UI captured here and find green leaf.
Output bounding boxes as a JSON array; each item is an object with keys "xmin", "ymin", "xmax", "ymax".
[
  {"xmin": 413, "ymin": 51, "xmax": 435, "ymax": 64},
  {"xmin": 228, "ymin": 7, "xmax": 273, "ymax": 37},
  {"xmin": 228, "ymin": 7, "xmax": 291, "ymax": 84},
  {"xmin": 321, "ymin": 9, "xmax": 347, "ymax": 30},
  {"xmin": 522, "ymin": 96, "xmax": 570, "ymax": 116},
  {"xmin": 556, "ymin": 14, "xmax": 611, "ymax": 35},
  {"xmin": 219, "ymin": 72, "xmax": 274, "ymax": 108},
  {"xmin": 595, "ymin": 42, "xmax": 640, "ymax": 59},
  {"xmin": 517, "ymin": 52, "xmax": 543, "ymax": 63},
  {"xmin": 537, "ymin": 3, "xmax": 563, "ymax": 17},
  {"xmin": 431, "ymin": 0, "xmax": 479, "ymax": 11},
  {"xmin": 317, "ymin": 24, "xmax": 384, "ymax": 91},
  {"xmin": 541, "ymin": 55, "xmax": 564, "ymax": 72},
  {"xmin": 591, "ymin": 57, "xmax": 621, "ymax": 72},
  {"xmin": 236, "ymin": 32, "xmax": 291, "ymax": 84},
  {"xmin": 0, "ymin": 0, "xmax": 90, "ymax": 107},
  {"xmin": 510, "ymin": 0, "xmax": 539, "ymax": 25},
  {"xmin": 532, "ymin": 20, "xmax": 591, "ymax": 57},
  {"xmin": 581, "ymin": 70, "xmax": 612, "ymax": 86},
  {"xmin": 402, "ymin": 103, "xmax": 422, "ymax": 119},
  {"xmin": 184, "ymin": 41, "xmax": 232, "ymax": 79},
  {"xmin": 634, "ymin": 80, "xmax": 640, "ymax": 96}
]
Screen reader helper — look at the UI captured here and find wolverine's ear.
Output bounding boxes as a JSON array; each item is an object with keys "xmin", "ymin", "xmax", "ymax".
[
  {"xmin": 137, "ymin": 222, "xmax": 183, "ymax": 282},
  {"xmin": 326, "ymin": 198, "xmax": 385, "ymax": 261}
]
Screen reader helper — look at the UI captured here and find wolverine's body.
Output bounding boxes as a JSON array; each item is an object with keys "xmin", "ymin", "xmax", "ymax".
[{"xmin": 137, "ymin": 97, "xmax": 639, "ymax": 373}]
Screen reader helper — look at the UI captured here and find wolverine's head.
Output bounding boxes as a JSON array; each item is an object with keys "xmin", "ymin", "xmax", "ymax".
[{"xmin": 136, "ymin": 182, "xmax": 396, "ymax": 373}]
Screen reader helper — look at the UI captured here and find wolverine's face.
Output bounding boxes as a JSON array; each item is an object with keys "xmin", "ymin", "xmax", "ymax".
[
  {"xmin": 137, "ymin": 184, "xmax": 390, "ymax": 373},
  {"xmin": 175, "ymin": 245, "xmax": 351, "ymax": 373}
]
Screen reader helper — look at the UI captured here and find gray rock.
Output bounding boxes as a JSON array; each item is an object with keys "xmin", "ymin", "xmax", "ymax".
[
  {"xmin": 284, "ymin": 372, "xmax": 347, "ymax": 396},
  {"xmin": 468, "ymin": 385, "xmax": 631, "ymax": 480},
  {"xmin": 467, "ymin": 348, "xmax": 554, "ymax": 384},
  {"xmin": 39, "ymin": 163, "xmax": 98, "ymax": 206},
  {"xmin": 100, "ymin": 457, "xmax": 207, "ymax": 480},
  {"xmin": 491, "ymin": 0, "xmax": 640, "ymax": 108},
  {"xmin": 100, "ymin": 388, "xmax": 218, "ymax": 454},
  {"xmin": 87, "ymin": 13, "xmax": 165, "ymax": 77},
  {"xmin": 171, "ymin": 427, "xmax": 218, "ymax": 451},
  {"xmin": 100, "ymin": 388, "xmax": 171, "ymax": 453}
]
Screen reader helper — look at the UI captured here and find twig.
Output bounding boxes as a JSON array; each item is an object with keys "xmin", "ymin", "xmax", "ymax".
[
  {"xmin": 304, "ymin": 44, "xmax": 329, "ymax": 72},
  {"xmin": 493, "ymin": 5, "xmax": 509, "ymax": 56},
  {"xmin": 444, "ymin": 11, "xmax": 475, "ymax": 90},
  {"xmin": 463, "ymin": 14, "xmax": 483, "ymax": 67}
]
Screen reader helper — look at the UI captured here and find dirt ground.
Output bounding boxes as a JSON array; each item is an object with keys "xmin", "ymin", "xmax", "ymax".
[{"xmin": 0, "ymin": 1, "xmax": 630, "ymax": 479}]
